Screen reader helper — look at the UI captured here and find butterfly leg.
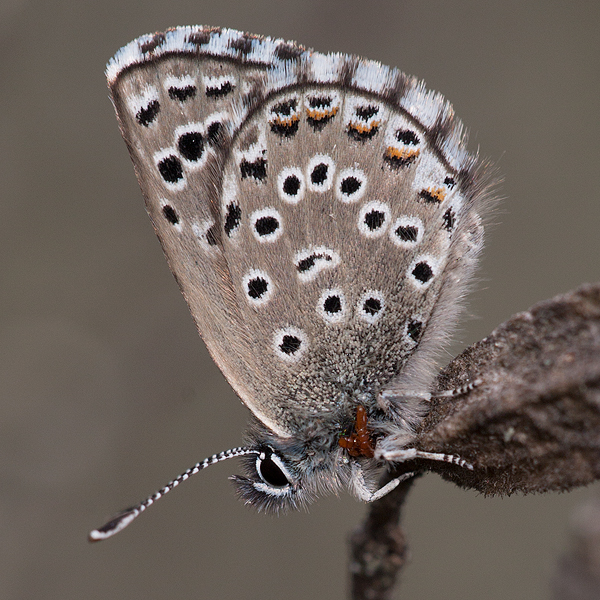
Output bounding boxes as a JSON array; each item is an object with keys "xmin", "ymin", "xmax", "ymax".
[
  {"xmin": 431, "ymin": 378, "xmax": 482, "ymax": 399},
  {"xmin": 350, "ymin": 462, "xmax": 416, "ymax": 503},
  {"xmin": 379, "ymin": 447, "xmax": 473, "ymax": 470}
]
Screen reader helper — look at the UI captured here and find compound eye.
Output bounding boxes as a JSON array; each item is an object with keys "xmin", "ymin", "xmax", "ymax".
[{"xmin": 256, "ymin": 451, "xmax": 291, "ymax": 488}]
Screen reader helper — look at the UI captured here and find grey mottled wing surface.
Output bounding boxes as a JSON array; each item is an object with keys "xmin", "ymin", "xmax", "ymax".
[{"xmin": 107, "ymin": 27, "xmax": 489, "ymax": 438}]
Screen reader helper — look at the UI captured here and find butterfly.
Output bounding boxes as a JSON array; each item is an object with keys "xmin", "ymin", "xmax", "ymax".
[{"xmin": 90, "ymin": 26, "xmax": 490, "ymax": 540}]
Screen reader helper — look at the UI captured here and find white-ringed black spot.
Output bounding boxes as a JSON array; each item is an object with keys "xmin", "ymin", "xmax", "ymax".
[
  {"xmin": 363, "ymin": 297, "xmax": 381, "ymax": 315},
  {"xmin": 278, "ymin": 167, "xmax": 305, "ymax": 204},
  {"xmin": 342, "ymin": 177, "xmax": 361, "ymax": 195},
  {"xmin": 395, "ymin": 129, "xmax": 420, "ymax": 145},
  {"xmin": 248, "ymin": 277, "xmax": 268, "ymax": 299},
  {"xmin": 295, "ymin": 246, "xmax": 340, "ymax": 281},
  {"xmin": 240, "ymin": 157, "xmax": 267, "ymax": 181},
  {"xmin": 357, "ymin": 290, "xmax": 385, "ymax": 324},
  {"xmin": 162, "ymin": 204, "xmax": 179, "ymax": 225},
  {"xmin": 158, "ymin": 155, "xmax": 184, "ymax": 184},
  {"xmin": 324, "ymin": 295, "xmax": 341, "ymax": 313},
  {"xmin": 311, "ymin": 163, "xmax": 328, "ymax": 185},
  {"xmin": 177, "ymin": 132, "xmax": 204, "ymax": 162},
  {"xmin": 206, "ymin": 81, "xmax": 234, "ymax": 98},
  {"xmin": 306, "ymin": 155, "xmax": 335, "ymax": 192},
  {"xmin": 168, "ymin": 85, "xmax": 197, "ymax": 101},
  {"xmin": 318, "ymin": 288, "xmax": 347, "ymax": 323},
  {"xmin": 273, "ymin": 327, "xmax": 307, "ymax": 362},
  {"xmin": 284, "ymin": 175, "xmax": 300, "ymax": 195},
  {"xmin": 250, "ymin": 208, "xmax": 282, "ymax": 242},
  {"xmin": 243, "ymin": 270, "xmax": 273, "ymax": 305},
  {"xmin": 280, "ymin": 335, "xmax": 301, "ymax": 354},
  {"xmin": 408, "ymin": 255, "xmax": 439, "ymax": 289},
  {"xmin": 366, "ymin": 210, "xmax": 385, "ymax": 229},
  {"xmin": 298, "ymin": 253, "xmax": 330, "ymax": 273},
  {"xmin": 412, "ymin": 261, "xmax": 434, "ymax": 284},
  {"xmin": 255, "ymin": 216, "xmax": 278, "ymax": 236},
  {"xmin": 335, "ymin": 168, "xmax": 367, "ymax": 203},
  {"xmin": 390, "ymin": 216, "xmax": 423, "ymax": 247},
  {"xmin": 336, "ymin": 168, "xmax": 366, "ymax": 203},
  {"xmin": 397, "ymin": 225, "xmax": 418, "ymax": 241},
  {"xmin": 355, "ymin": 105, "xmax": 379, "ymax": 120},
  {"xmin": 358, "ymin": 201, "xmax": 390, "ymax": 237},
  {"xmin": 224, "ymin": 203, "xmax": 241, "ymax": 237},
  {"xmin": 136, "ymin": 100, "xmax": 160, "ymax": 126}
]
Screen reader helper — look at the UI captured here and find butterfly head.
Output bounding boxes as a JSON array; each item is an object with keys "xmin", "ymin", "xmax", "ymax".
[{"xmin": 230, "ymin": 409, "xmax": 384, "ymax": 512}]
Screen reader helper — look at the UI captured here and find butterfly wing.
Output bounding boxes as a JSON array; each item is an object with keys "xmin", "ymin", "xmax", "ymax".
[
  {"xmin": 108, "ymin": 29, "xmax": 296, "ymax": 435},
  {"xmin": 107, "ymin": 27, "xmax": 490, "ymax": 438}
]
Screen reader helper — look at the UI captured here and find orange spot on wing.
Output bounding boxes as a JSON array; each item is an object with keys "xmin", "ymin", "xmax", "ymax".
[
  {"xmin": 424, "ymin": 187, "xmax": 447, "ymax": 202},
  {"xmin": 385, "ymin": 147, "xmax": 420, "ymax": 160},
  {"xmin": 348, "ymin": 120, "xmax": 381, "ymax": 134},
  {"xmin": 270, "ymin": 114, "xmax": 300, "ymax": 127},
  {"xmin": 306, "ymin": 106, "xmax": 338, "ymax": 120}
]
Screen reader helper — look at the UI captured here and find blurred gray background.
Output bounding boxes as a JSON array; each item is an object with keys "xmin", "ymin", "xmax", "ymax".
[{"xmin": 2, "ymin": 1, "xmax": 599, "ymax": 598}]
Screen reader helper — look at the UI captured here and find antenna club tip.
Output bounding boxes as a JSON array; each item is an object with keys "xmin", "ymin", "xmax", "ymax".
[
  {"xmin": 88, "ymin": 508, "xmax": 138, "ymax": 542},
  {"xmin": 88, "ymin": 529, "xmax": 106, "ymax": 543}
]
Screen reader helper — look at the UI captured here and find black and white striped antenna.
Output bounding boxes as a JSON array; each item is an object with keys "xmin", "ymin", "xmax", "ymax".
[{"xmin": 89, "ymin": 447, "xmax": 258, "ymax": 541}]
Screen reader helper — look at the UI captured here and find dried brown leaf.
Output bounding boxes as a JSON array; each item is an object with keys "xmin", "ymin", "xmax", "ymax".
[{"xmin": 417, "ymin": 282, "xmax": 600, "ymax": 495}]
